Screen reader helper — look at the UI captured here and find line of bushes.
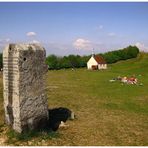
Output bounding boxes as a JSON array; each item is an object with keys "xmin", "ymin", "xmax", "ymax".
[
  {"xmin": 46, "ymin": 45, "xmax": 139, "ymax": 70},
  {"xmin": 100, "ymin": 45, "xmax": 139, "ymax": 64},
  {"xmin": 46, "ymin": 54, "xmax": 90, "ymax": 70}
]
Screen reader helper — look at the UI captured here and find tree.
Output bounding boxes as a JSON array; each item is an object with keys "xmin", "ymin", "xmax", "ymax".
[
  {"xmin": 59, "ymin": 56, "xmax": 71, "ymax": 69},
  {"xmin": 68, "ymin": 55, "xmax": 80, "ymax": 68},
  {"xmin": 46, "ymin": 55, "xmax": 58, "ymax": 70}
]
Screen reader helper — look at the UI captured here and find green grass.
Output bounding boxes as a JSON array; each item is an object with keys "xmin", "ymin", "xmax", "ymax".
[
  {"xmin": 6, "ymin": 129, "xmax": 60, "ymax": 145},
  {"xmin": 0, "ymin": 52, "xmax": 148, "ymax": 146}
]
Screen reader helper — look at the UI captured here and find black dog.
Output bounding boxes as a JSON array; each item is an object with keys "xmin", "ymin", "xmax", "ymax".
[{"xmin": 48, "ymin": 107, "xmax": 74, "ymax": 131}]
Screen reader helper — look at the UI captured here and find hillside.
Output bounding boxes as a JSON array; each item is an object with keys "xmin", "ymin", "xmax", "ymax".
[
  {"xmin": 111, "ymin": 52, "xmax": 148, "ymax": 75},
  {"xmin": 0, "ymin": 52, "xmax": 148, "ymax": 146}
]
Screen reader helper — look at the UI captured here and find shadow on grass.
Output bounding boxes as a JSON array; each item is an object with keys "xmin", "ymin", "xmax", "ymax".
[{"xmin": 5, "ymin": 107, "xmax": 73, "ymax": 145}]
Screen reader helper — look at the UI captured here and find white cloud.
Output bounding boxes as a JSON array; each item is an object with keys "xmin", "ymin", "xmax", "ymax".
[
  {"xmin": 0, "ymin": 38, "xmax": 10, "ymax": 43},
  {"xmin": 73, "ymin": 38, "xmax": 92, "ymax": 50},
  {"xmin": 31, "ymin": 40, "xmax": 40, "ymax": 44},
  {"xmin": 5, "ymin": 38, "xmax": 10, "ymax": 42},
  {"xmin": 108, "ymin": 32, "xmax": 116, "ymax": 37},
  {"xmin": 26, "ymin": 32, "xmax": 36, "ymax": 36},
  {"xmin": 98, "ymin": 25, "xmax": 103, "ymax": 29},
  {"xmin": 135, "ymin": 42, "xmax": 148, "ymax": 52},
  {"xmin": 95, "ymin": 25, "xmax": 103, "ymax": 30}
]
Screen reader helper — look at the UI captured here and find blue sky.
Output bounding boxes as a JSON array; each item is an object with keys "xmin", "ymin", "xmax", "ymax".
[{"xmin": 0, "ymin": 2, "xmax": 148, "ymax": 56}]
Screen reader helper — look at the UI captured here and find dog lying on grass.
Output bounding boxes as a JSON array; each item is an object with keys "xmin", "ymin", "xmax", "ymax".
[{"xmin": 48, "ymin": 107, "xmax": 75, "ymax": 131}]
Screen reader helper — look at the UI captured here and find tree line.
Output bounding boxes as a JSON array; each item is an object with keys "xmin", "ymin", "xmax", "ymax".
[
  {"xmin": 0, "ymin": 45, "xmax": 139, "ymax": 70},
  {"xmin": 46, "ymin": 45, "xmax": 139, "ymax": 70},
  {"xmin": 46, "ymin": 54, "xmax": 90, "ymax": 70},
  {"xmin": 100, "ymin": 45, "xmax": 139, "ymax": 64}
]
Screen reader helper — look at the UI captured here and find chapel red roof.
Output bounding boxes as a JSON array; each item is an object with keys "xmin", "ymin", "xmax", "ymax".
[{"xmin": 94, "ymin": 55, "xmax": 106, "ymax": 64}]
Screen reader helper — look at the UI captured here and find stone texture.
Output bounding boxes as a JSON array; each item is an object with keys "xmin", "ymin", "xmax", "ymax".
[{"xmin": 3, "ymin": 44, "xmax": 48, "ymax": 133}]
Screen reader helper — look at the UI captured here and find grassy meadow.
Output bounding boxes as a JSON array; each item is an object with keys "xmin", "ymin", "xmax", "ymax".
[{"xmin": 0, "ymin": 52, "xmax": 148, "ymax": 146}]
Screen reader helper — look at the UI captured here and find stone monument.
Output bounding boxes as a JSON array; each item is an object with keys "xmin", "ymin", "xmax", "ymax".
[{"xmin": 3, "ymin": 44, "xmax": 48, "ymax": 133}]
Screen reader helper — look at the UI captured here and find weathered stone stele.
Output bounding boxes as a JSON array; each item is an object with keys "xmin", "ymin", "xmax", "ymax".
[{"xmin": 3, "ymin": 44, "xmax": 48, "ymax": 133}]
